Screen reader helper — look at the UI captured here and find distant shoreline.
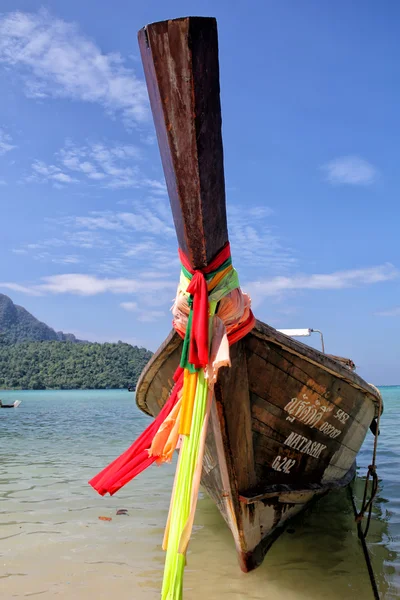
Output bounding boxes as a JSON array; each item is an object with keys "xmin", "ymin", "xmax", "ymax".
[
  {"xmin": 1, "ymin": 385, "xmax": 399, "ymax": 392},
  {"xmin": 0, "ymin": 387, "xmax": 134, "ymax": 392}
]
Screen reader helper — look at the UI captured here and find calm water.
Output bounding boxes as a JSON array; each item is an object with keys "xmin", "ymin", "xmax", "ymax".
[{"xmin": 0, "ymin": 387, "xmax": 399, "ymax": 599}]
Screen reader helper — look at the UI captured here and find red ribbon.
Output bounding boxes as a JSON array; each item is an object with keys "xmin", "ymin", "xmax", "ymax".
[
  {"xmin": 89, "ymin": 368, "xmax": 184, "ymax": 496},
  {"xmin": 88, "ymin": 243, "xmax": 255, "ymax": 497},
  {"xmin": 175, "ymin": 308, "xmax": 255, "ymax": 347},
  {"xmin": 178, "ymin": 242, "xmax": 232, "ymax": 369},
  {"xmin": 186, "ymin": 271, "xmax": 209, "ymax": 368}
]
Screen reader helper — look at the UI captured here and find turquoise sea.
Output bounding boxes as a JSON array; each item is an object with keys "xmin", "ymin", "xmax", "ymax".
[{"xmin": 0, "ymin": 387, "xmax": 399, "ymax": 599}]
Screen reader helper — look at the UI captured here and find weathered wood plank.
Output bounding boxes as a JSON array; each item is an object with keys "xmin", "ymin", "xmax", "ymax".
[
  {"xmin": 215, "ymin": 341, "xmax": 257, "ymax": 492},
  {"xmin": 246, "ymin": 336, "xmax": 369, "ymax": 425},
  {"xmin": 252, "ymin": 321, "xmax": 381, "ymax": 414},
  {"xmin": 253, "ymin": 426, "xmax": 357, "ymax": 480},
  {"xmin": 136, "ymin": 330, "xmax": 182, "ymax": 416},
  {"xmin": 201, "ymin": 400, "xmax": 243, "ymax": 545},
  {"xmin": 138, "ymin": 17, "xmax": 228, "ymax": 269},
  {"xmin": 240, "ymin": 461, "xmax": 357, "ymax": 504},
  {"xmin": 251, "ymin": 392, "xmax": 362, "ymax": 453}
]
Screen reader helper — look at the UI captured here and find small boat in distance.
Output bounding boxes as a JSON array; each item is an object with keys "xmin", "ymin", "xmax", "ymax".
[{"xmin": 0, "ymin": 400, "xmax": 21, "ymax": 408}]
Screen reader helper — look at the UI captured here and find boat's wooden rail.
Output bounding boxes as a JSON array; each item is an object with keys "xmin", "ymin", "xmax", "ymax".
[
  {"xmin": 326, "ymin": 354, "xmax": 356, "ymax": 370},
  {"xmin": 136, "ymin": 320, "xmax": 382, "ymax": 419},
  {"xmin": 252, "ymin": 320, "xmax": 382, "ymax": 417},
  {"xmin": 136, "ymin": 329, "xmax": 181, "ymax": 416}
]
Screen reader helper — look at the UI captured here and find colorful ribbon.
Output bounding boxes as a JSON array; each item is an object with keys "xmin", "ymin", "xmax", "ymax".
[
  {"xmin": 88, "ymin": 368, "xmax": 184, "ymax": 495},
  {"xmin": 89, "ymin": 242, "xmax": 256, "ymax": 600},
  {"xmin": 178, "ymin": 242, "xmax": 234, "ymax": 371}
]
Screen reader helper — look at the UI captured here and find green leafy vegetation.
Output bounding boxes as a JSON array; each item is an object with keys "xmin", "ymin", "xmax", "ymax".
[
  {"xmin": 0, "ymin": 293, "xmax": 152, "ymax": 390},
  {"xmin": 0, "ymin": 341, "xmax": 152, "ymax": 390}
]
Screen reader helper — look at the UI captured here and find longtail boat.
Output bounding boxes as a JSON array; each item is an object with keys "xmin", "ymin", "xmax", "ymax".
[
  {"xmin": 135, "ymin": 15, "xmax": 382, "ymax": 571},
  {"xmin": 90, "ymin": 16, "xmax": 383, "ymax": 597}
]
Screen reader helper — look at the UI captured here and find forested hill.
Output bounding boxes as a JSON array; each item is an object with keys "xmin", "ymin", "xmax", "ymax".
[
  {"xmin": 0, "ymin": 293, "xmax": 81, "ymax": 344},
  {"xmin": 0, "ymin": 341, "xmax": 152, "ymax": 390},
  {"xmin": 0, "ymin": 294, "xmax": 153, "ymax": 390}
]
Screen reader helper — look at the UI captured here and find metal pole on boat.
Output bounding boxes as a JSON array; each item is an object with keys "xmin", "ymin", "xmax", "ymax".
[
  {"xmin": 277, "ymin": 328, "xmax": 325, "ymax": 353},
  {"xmin": 311, "ymin": 329, "xmax": 325, "ymax": 353}
]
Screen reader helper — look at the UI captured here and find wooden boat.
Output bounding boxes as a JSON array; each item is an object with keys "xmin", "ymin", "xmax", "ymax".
[
  {"xmin": 0, "ymin": 400, "xmax": 21, "ymax": 408},
  {"xmin": 135, "ymin": 16, "xmax": 382, "ymax": 573}
]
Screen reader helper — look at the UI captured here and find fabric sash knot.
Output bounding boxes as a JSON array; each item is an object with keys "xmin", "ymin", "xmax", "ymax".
[{"xmin": 186, "ymin": 270, "xmax": 209, "ymax": 368}]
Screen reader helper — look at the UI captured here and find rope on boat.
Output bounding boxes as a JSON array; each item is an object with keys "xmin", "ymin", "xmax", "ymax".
[
  {"xmin": 349, "ymin": 489, "xmax": 380, "ymax": 600},
  {"xmin": 355, "ymin": 389, "xmax": 382, "ymax": 536},
  {"xmin": 349, "ymin": 388, "xmax": 383, "ymax": 600}
]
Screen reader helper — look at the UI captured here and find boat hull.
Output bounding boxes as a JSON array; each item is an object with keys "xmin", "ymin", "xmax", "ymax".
[
  {"xmin": 136, "ymin": 321, "xmax": 380, "ymax": 572},
  {"xmin": 0, "ymin": 400, "xmax": 21, "ymax": 408}
]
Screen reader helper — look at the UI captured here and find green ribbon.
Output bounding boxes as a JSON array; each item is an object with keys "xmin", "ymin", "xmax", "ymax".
[
  {"xmin": 180, "ymin": 256, "xmax": 233, "ymax": 283},
  {"xmin": 161, "ymin": 302, "xmax": 217, "ymax": 600},
  {"xmin": 179, "ymin": 296, "xmax": 197, "ymax": 373}
]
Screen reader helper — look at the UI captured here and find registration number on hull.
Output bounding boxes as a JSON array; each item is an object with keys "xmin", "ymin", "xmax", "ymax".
[{"xmin": 271, "ymin": 455, "xmax": 296, "ymax": 474}]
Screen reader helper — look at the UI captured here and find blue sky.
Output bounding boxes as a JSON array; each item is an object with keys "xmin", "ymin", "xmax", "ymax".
[{"xmin": 0, "ymin": 1, "xmax": 399, "ymax": 384}]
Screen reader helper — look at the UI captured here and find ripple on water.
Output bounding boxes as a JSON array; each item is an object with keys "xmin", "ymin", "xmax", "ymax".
[{"xmin": 0, "ymin": 388, "xmax": 399, "ymax": 599}]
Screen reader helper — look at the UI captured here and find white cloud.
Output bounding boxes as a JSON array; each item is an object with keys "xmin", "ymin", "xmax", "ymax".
[
  {"xmin": 75, "ymin": 214, "xmax": 123, "ymax": 232},
  {"xmin": 29, "ymin": 160, "xmax": 78, "ymax": 185},
  {"xmin": 53, "ymin": 255, "xmax": 81, "ymax": 265},
  {"xmin": 60, "ymin": 142, "xmax": 142, "ymax": 188},
  {"xmin": 10, "ymin": 202, "xmax": 283, "ymax": 295},
  {"xmin": 140, "ymin": 133, "xmax": 156, "ymax": 146},
  {"xmin": 0, "ymin": 10, "xmax": 148, "ymax": 125},
  {"xmin": 0, "ymin": 276, "xmax": 176, "ymax": 337},
  {"xmin": 123, "ymin": 240, "xmax": 158, "ymax": 257},
  {"xmin": 322, "ymin": 156, "xmax": 377, "ymax": 186},
  {"xmin": 38, "ymin": 273, "xmax": 175, "ymax": 296},
  {"xmin": 228, "ymin": 204, "xmax": 296, "ymax": 272},
  {"xmin": 375, "ymin": 307, "xmax": 400, "ymax": 317},
  {"xmin": 72, "ymin": 204, "xmax": 174, "ymax": 238},
  {"xmin": 97, "ymin": 258, "xmax": 127, "ymax": 275},
  {"xmin": 138, "ymin": 310, "xmax": 166, "ymax": 322},
  {"xmin": 0, "ymin": 129, "xmax": 15, "ymax": 155},
  {"xmin": 247, "ymin": 264, "xmax": 398, "ymax": 300},
  {"xmin": 141, "ymin": 179, "xmax": 168, "ymax": 195},
  {"xmin": 119, "ymin": 209, "xmax": 174, "ymax": 236},
  {"xmin": 33, "ymin": 252, "xmax": 81, "ymax": 265},
  {"xmin": 8, "ymin": 264, "xmax": 395, "ymax": 301},
  {"xmin": 28, "ymin": 140, "xmax": 166, "ymax": 191},
  {"xmin": 120, "ymin": 301, "xmax": 138, "ymax": 312},
  {"xmin": 0, "ymin": 282, "xmax": 42, "ymax": 296},
  {"xmin": 69, "ymin": 231, "xmax": 110, "ymax": 249},
  {"xmin": 120, "ymin": 301, "xmax": 165, "ymax": 321},
  {"xmin": 247, "ymin": 206, "xmax": 274, "ymax": 219},
  {"xmin": 12, "ymin": 226, "xmax": 113, "ymax": 266},
  {"xmin": 123, "ymin": 239, "xmax": 179, "ymax": 274}
]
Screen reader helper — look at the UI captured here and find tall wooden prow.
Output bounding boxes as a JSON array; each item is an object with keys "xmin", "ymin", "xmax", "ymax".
[{"xmin": 138, "ymin": 17, "xmax": 228, "ymax": 270}]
